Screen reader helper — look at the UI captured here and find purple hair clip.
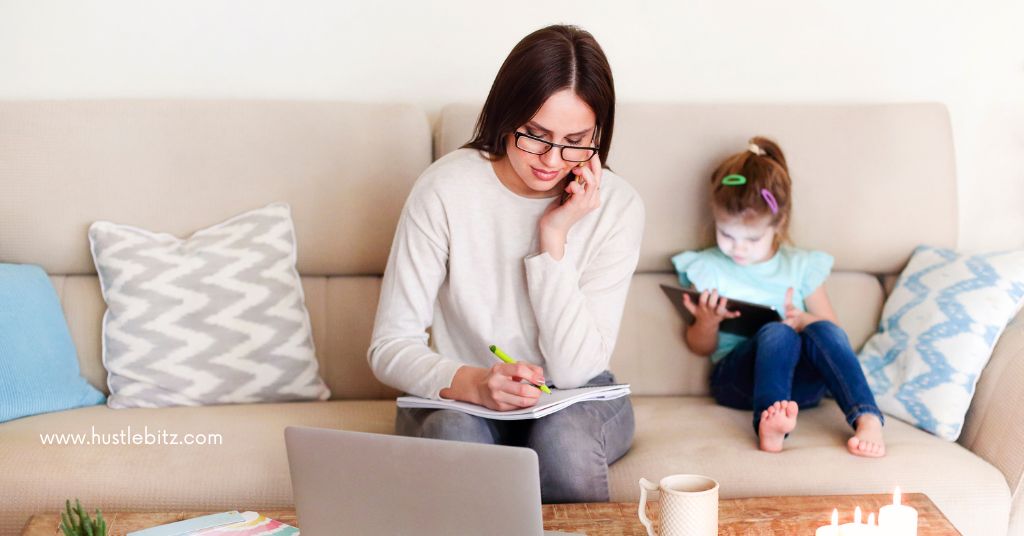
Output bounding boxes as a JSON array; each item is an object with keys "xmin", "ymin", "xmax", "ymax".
[{"xmin": 760, "ymin": 189, "xmax": 779, "ymax": 215}]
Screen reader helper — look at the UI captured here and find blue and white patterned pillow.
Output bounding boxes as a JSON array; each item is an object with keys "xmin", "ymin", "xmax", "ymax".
[{"xmin": 859, "ymin": 245, "xmax": 1024, "ymax": 440}]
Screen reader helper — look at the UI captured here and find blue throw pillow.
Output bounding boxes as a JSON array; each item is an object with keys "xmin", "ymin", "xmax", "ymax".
[
  {"xmin": 0, "ymin": 264, "xmax": 106, "ymax": 422},
  {"xmin": 858, "ymin": 246, "xmax": 1024, "ymax": 440}
]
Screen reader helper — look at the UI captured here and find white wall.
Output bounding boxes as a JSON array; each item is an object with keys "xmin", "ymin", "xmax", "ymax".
[{"xmin": 2, "ymin": 0, "xmax": 1021, "ymax": 251}]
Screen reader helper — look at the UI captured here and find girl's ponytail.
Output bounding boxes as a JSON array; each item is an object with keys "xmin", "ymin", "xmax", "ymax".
[{"xmin": 749, "ymin": 136, "xmax": 788, "ymax": 173}]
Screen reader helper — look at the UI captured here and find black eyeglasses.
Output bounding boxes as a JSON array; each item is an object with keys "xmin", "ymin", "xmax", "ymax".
[{"xmin": 513, "ymin": 131, "xmax": 599, "ymax": 163}]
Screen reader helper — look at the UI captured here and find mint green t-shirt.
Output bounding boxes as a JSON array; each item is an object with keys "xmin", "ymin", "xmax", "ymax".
[{"xmin": 670, "ymin": 246, "xmax": 834, "ymax": 363}]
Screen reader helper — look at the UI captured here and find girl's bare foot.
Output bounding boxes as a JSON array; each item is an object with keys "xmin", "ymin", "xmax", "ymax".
[
  {"xmin": 758, "ymin": 401, "xmax": 799, "ymax": 452},
  {"xmin": 847, "ymin": 414, "xmax": 886, "ymax": 457}
]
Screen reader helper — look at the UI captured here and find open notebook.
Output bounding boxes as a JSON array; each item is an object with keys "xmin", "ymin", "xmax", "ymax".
[{"xmin": 396, "ymin": 384, "xmax": 630, "ymax": 420}]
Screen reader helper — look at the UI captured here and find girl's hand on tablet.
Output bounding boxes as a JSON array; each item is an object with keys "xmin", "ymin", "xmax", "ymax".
[{"xmin": 683, "ymin": 289, "xmax": 742, "ymax": 326}]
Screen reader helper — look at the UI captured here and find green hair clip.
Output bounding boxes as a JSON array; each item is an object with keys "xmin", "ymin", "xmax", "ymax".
[{"xmin": 721, "ymin": 174, "xmax": 747, "ymax": 186}]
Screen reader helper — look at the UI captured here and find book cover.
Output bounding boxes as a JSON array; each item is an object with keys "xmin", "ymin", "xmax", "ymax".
[
  {"xmin": 192, "ymin": 511, "xmax": 299, "ymax": 535},
  {"xmin": 126, "ymin": 512, "xmax": 247, "ymax": 536}
]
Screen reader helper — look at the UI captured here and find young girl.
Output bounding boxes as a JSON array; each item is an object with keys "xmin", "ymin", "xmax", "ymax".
[{"xmin": 671, "ymin": 137, "xmax": 885, "ymax": 457}]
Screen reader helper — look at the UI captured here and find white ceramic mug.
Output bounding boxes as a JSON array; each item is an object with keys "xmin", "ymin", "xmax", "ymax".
[{"xmin": 638, "ymin": 474, "xmax": 719, "ymax": 536}]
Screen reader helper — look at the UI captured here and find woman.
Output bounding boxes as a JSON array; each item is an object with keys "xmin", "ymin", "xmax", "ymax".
[{"xmin": 367, "ymin": 24, "xmax": 645, "ymax": 503}]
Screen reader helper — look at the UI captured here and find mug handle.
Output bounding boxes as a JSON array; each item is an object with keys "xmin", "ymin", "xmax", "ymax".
[{"xmin": 638, "ymin": 477, "xmax": 659, "ymax": 536}]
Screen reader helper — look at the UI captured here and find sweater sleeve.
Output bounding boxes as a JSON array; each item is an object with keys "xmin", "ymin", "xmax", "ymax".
[
  {"xmin": 366, "ymin": 183, "xmax": 464, "ymax": 399},
  {"xmin": 523, "ymin": 194, "xmax": 645, "ymax": 388}
]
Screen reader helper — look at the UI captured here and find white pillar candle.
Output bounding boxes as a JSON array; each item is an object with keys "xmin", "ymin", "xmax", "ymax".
[
  {"xmin": 879, "ymin": 487, "xmax": 918, "ymax": 536},
  {"xmin": 815, "ymin": 508, "xmax": 840, "ymax": 536},
  {"xmin": 839, "ymin": 506, "xmax": 871, "ymax": 536},
  {"xmin": 864, "ymin": 513, "xmax": 883, "ymax": 535}
]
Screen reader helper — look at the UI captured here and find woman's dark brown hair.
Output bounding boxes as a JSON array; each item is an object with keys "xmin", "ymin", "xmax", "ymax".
[
  {"xmin": 710, "ymin": 136, "xmax": 793, "ymax": 245},
  {"xmin": 463, "ymin": 25, "xmax": 615, "ymax": 164}
]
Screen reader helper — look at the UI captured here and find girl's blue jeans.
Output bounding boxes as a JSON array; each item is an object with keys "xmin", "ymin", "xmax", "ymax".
[{"xmin": 710, "ymin": 320, "xmax": 884, "ymax": 435}]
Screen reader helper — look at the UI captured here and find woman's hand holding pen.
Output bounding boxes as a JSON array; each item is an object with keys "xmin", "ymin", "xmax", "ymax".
[
  {"xmin": 441, "ymin": 363, "xmax": 545, "ymax": 412},
  {"xmin": 478, "ymin": 363, "xmax": 546, "ymax": 411}
]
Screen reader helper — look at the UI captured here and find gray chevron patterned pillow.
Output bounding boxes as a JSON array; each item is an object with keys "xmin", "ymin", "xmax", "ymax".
[{"xmin": 89, "ymin": 203, "xmax": 330, "ymax": 408}]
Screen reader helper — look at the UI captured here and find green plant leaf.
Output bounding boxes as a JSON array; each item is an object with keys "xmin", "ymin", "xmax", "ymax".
[
  {"xmin": 59, "ymin": 511, "xmax": 74, "ymax": 536},
  {"xmin": 82, "ymin": 511, "xmax": 94, "ymax": 536}
]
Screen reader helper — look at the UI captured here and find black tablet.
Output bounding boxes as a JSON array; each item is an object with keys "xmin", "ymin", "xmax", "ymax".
[{"xmin": 659, "ymin": 283, "xmax": 782, "ymax": 337}]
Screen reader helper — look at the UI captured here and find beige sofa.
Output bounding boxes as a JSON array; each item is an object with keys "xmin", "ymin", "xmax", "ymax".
[{"xmin": 0, "ymin": 100, "xmax": 1021, "ymax": 536}]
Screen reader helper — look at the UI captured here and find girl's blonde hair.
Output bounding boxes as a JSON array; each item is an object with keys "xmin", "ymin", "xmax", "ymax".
[{"xmin": 709, "ymin": 136, "xmax": 792, "ymax": 247}]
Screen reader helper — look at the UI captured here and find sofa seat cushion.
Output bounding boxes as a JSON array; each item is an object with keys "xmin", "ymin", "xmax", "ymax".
[
  {"xmin": 0, "ymin": 400, "xmax": 396, "ymax": 534},
  {"xmin": 0, "ymin": 397, "xmax": 1010, "ymax": 535},
  {"xmin": 611, "ymin": 397, "xmax": 1010, "ymax": 536}
]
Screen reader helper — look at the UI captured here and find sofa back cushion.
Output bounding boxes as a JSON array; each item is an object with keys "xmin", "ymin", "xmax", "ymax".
[
  {"xmin": 0, "ymin": 101, "xmax": 428, "ymax": 400},
  {"xmin": 437, "ymin": 102, "xmax": 957, "ymax": 396}
]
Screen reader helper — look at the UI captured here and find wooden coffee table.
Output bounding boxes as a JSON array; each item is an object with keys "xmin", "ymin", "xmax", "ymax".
[
  {"xmin": 22, "ymin": 493, "xmax": 960, "ymax": 535},
  {"xmin": 545, "ymin": 493, "xmax": 960, "ymax": 535}
]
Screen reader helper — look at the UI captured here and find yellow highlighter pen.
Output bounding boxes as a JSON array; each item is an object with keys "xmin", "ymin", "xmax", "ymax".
[{"xmin": 488, "ymin": 345, "xmax": 552, "ymax": 394}]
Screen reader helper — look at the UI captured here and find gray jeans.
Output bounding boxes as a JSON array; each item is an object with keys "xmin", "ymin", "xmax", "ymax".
[{"xmin": 395, "ymin": 370, "xmax": 634, "ymax": 503}]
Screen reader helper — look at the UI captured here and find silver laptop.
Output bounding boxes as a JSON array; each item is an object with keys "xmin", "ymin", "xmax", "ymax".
[{"xmin": 284, "ymin": 426, "xmax": 580, "ymax": 536}]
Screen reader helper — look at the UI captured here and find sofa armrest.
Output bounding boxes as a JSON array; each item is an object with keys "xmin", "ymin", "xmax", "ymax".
[{"xmin": 959, "ymin": 307, "xmax": 1024, "ymax": 534}]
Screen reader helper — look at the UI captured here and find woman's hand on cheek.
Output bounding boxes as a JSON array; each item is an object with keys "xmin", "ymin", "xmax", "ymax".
[{"xmin": 538, "ymin": 154, "xmax": 603, "ymax": 259}]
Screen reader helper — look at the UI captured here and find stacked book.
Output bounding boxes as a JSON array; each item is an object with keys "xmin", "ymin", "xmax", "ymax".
[{"xmin": 127, "ymin": 511, "xmax": 298, "ymax": 535}]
